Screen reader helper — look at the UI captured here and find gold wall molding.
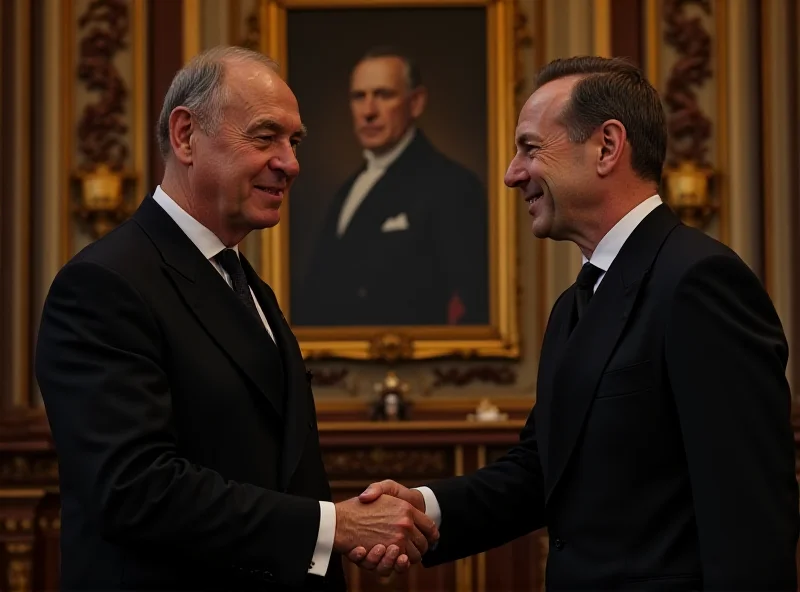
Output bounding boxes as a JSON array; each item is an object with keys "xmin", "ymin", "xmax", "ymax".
[
  {"xmin": 183, "ymin": 0, "xmax": 201, "ymax": 62},
  {"xmin": 3, "ymin": 0, "xmax": 33, "ymax": 409},
  {"xmin": 593, "ymin": 0, "xmax": 611, "ymax": 57},
  {"xmin": 760, "ymin": 0, "xmax": 796, "ymax": 388},
  {"xmin": 722, "ymin": 0, "xmax": 760, "ymax": 273},
  {"xmin": 644, "ymin": 0, "xmax": 660, "ymax": 85}
]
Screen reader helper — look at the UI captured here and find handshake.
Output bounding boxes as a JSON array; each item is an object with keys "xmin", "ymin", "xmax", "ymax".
[{"xmin": 333, "ymin": 480, "xmax": 437, "ymax": 577}]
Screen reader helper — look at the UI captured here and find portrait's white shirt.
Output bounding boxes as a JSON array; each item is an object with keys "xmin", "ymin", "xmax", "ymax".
[
  {"xmin": 415, "ymin": 193, "xmax": 664, "ymax": 530},
  {"xmin": 336, "ymin": 125, "xmax": 417, "ymax": 236},
  {"xmin": 152, "ymin": 186, "xmax": 335, "ymax": 577}
]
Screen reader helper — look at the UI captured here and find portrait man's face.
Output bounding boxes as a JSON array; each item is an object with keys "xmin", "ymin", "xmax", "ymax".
[{"xmin": 348, "ymin": 56, "xmax": 426, "ymax": 155}]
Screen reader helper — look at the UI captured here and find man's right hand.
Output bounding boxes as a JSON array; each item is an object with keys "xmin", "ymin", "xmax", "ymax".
[
  {"xmin": 345, "ymin": 480, "xmax": 429, "ymax": 575},
  {"xmin": 334, "ymin": 492, "xmax": 438, "ymax": 566},
  {"xmin": 358, "ymin": 479, "xmax": 425, "ymax": 511}
]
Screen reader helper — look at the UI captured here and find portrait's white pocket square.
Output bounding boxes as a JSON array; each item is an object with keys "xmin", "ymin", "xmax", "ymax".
[{"xmin": 381, "ymin": 213, "xmax": 409, "ymax": 232}]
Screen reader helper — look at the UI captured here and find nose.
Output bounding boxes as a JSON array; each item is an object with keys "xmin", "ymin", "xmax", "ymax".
[
  {"xmin": 504, "ymin": 155, "xmax": 529, "ymax": 188},
  {"xmin": 362, "ymin": 97, "xmax": 378, "ymax": 120},
  {"xmin": 269, "ymin": 142, "xmax": 300, "ymax": 179}
]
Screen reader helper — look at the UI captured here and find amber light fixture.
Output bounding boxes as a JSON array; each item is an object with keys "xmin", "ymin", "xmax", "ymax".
[{"xmin": 663, "ymin": 160, "xmax": 717, "ymax": 228}]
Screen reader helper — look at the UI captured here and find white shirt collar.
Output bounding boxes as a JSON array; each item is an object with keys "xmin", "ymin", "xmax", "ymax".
[
  {"xmin": 363, "ymin": 126, "xmax": 416, "ymax": 171},
  {"xmin": 151, "ymin": 185, "xmax": 235, "ymax": 260},
  {"xmin": 583, "ymin": 194, "xmax": 663, "ymax": 271}
]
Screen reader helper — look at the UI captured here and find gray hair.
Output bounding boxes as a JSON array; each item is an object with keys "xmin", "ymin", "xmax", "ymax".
[
  {"xmin": 156, "ymin": 46, "xmax": 279, "ymax": 160},
  {"xmin": 357, "ymin": 46, "xmax": 422, "ymax": 92}
]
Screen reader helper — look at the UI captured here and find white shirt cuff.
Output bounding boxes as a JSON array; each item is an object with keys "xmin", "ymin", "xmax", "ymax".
[
  {"xmin": 414, "ymin": 486, "xmax": 442, "ymax": 528},
  {"xmin": 308, "ymin": 501, "xmax": 335, "ymax": 576}
]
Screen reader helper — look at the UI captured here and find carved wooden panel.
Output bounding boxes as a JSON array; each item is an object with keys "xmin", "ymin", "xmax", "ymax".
[
  {"xmin": 324, "ymin": 447, "xmax": 452, "ymax": 482},
  {"xmin": 63, "ymin": 0, "xmax": 147, "ymax": 255},
  {"xmin": 662, "ymin": 0, "xmax": 713, "ymax": 167},
  {"xmin": 657, "ymin": 0, "xmax": 722, "ymax": 230},
  {"xmin": 4, "ymin": 410, "xmax": 800, "ymax": 590}
]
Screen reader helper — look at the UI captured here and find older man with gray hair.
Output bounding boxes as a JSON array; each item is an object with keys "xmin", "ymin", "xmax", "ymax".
[{"xmin": 35, "ymin": 45, "xmax": 437, "ymax": 591}]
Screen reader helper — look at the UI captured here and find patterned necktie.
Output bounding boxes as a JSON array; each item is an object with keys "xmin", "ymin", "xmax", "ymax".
[
  {"xmin": 214, "ymin": 248, "xmax": 262, "ymax": 323},
  {"xmin": 575, "ymin": 262, "xmax": 604, "ymax": 320}
]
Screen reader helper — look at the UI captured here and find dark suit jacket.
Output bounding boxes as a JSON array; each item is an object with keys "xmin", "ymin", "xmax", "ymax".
[
  {"xmin": 35, "ymin": 196, "xmax": 346, "ymax": 591},
  {"xmin": 421, "ymin": 204, "xmax": 799, "ymax": 590},
  {"xmin": 293, "ymin": 131, "xmax": 488, "ymax": 326}
]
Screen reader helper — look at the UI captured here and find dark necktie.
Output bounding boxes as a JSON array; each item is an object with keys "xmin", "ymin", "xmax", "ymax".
[
  {"xmin": 214, "ymin": 248, "xmax": 262, "ymax": 323},
  {"xmin": 575, "ymin": 262, "xmax": 604, "ymax": 320}
]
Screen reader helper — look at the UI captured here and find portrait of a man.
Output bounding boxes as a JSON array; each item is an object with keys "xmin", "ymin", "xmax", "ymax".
[{"xmin": 286, "ymin": 7, "xmax": 490, "ymax": 329}]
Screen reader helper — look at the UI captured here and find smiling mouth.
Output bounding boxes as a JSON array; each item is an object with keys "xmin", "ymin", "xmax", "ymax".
[
  {"xmin": 254, "ymin": 185, "xmax": 284, "ymax": 198},
  {"xmin": 525, "ymin": 191, "xmax": 544, "ymax": 204}
]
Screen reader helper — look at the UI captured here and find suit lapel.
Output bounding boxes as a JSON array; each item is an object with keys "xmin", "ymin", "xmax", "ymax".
[
  {"xmin": 533, "ymin": 290, "xmax": 575, "ymax": 477},
  {"xmin": 133, "ymin": 196, "xmax": 286, "ymax": 419},
  {"xmin": 544, "ymin": 204, "xmax": 681, "ymax": 502},
  {"xmin": 242, "ymin": 256, "xmax": 310, "ymax": 491}
]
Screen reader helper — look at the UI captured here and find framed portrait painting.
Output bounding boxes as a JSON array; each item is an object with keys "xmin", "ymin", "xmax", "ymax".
[{"xmin": 252, "ymin": 0, "xmax": 523, "ymax": 360}]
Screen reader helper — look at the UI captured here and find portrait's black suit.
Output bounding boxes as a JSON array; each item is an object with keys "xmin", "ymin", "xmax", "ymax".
[
  {"xmin": 294, "ymin": 131, "xmax": 488, "ymax": 326},
  {"xmin": 422, "ymin": 204, "xmax": 799, "ymax": 589},
  {"xmin": 35, "ymin": 196, "xmax": 346, "ymax": 591}
]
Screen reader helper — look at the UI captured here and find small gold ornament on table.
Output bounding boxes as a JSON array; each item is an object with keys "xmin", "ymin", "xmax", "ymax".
[{"xmin": 370, "ymin": 370, "xmax": 411, "ymax": 421}]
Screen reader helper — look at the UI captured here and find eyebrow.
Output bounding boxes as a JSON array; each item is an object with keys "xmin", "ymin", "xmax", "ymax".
[
  {"xmin": 249, "ymin": 118, "xmax": 308, "ymax": 140},
  {"xmin": 349, "ymin": 86, "xmax": 399, "ymax": 97},
  {"xmin": 516, "ymin": 132, "xmax": 542, "ymax": 144}
]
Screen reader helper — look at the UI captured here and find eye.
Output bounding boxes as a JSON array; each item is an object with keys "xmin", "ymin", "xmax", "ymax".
[{"xmin": 258, "ymin": 135, "xmax": 274, "ymax": 143}]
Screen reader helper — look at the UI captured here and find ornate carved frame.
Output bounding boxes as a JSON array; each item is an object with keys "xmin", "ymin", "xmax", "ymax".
[{"xmin": 246, "ymin": 0, "xmax": 525, "ymax": 361}]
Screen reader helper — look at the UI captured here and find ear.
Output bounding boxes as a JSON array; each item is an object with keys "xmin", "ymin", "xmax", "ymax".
[
  {"xmin": 409, "ymin": 86, "xmax": 428, "ymax": 119},
  {"xmin": 169, "ymin": 107, "xmax": 195, "ymax": 166},
  {"xmin": 595, "ymin": 119, "xmax": 626, "ymax": 177}
]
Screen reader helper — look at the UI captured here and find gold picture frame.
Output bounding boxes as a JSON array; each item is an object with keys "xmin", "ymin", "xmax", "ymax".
[{"xmin": 251, "ymin": 0, "xmax": 523, "ymax": 361}]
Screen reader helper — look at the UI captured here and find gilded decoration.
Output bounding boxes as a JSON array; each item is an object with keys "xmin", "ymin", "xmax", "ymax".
[
  {"xmin": 244, "ymin": 0, "xmax": 527, "ymax": 361},
  {"xmin": 661, "ymin": 0, "xmax": 718, "ymax": 228},
  {"xmin": 70, "ymin": 0, "xmax": 137, "ymax": 239}
]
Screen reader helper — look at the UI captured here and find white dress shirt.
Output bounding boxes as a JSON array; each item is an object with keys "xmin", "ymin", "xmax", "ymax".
[
  {"xmin": 581, "ymin": 194, "xmax": 663, "ymax": 292},
  {"xmin": 415, "ymin": 194, "xmax": 663, "ymax": 529},
  {"xmin": 152, "ymin": 186, "xmax": 335, "ymax": 577},
  {"xmin": 336, "ymin": 126, "xmax": 417, "ymax": 236}
]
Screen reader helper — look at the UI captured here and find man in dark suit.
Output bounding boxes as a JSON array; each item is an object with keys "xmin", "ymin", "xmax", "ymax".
[
  {"xmin": 353, "ymin": 56, "xmax": 800, "ymax": 589},
  {"xmin": 34, "ymin": 46, "xmax": 437, "ymax": 591},
  {"xmin": 293, "ymin": 47, "xmax": 488, "ymax": 326}
]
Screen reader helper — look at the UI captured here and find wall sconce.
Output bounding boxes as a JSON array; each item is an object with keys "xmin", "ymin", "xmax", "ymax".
[
  {"xmin": 662, "ymin": 160, "xmax": 717, "ymax": 229},
  {"xmin": 73, "ymin": 164, "xmax": 135, "ymax": 239}
]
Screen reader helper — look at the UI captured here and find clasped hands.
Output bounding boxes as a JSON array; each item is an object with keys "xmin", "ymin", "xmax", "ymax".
[{"xmin": 333, "ymin": 480, "xmax": 434, "ymax": 576}]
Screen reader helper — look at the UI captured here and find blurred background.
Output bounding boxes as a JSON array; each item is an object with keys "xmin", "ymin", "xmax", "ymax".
[{"xmin": 1, "ymin": 0, "xmax": 798, "ymax": 590}]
